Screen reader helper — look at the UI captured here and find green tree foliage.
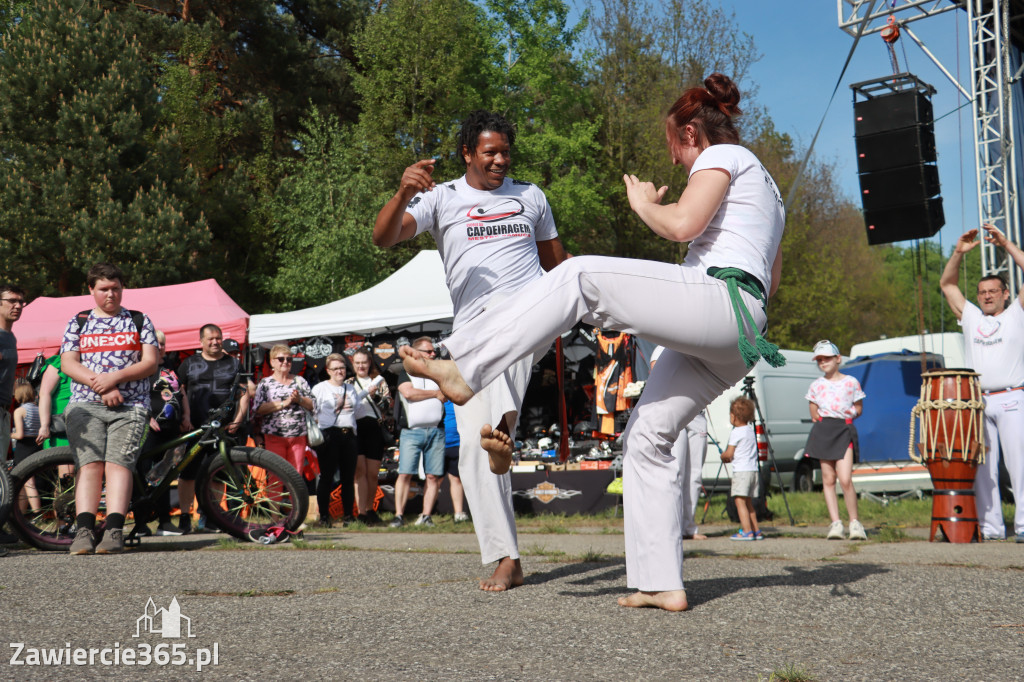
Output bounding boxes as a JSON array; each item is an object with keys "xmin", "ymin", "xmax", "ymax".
[
  {"xmin": 102, "ymin": 0, "xmax": 372, "ymax": 310},
  {"xmin": 262, "ymin": 110, "xmax": 386, "ymax": 307},
  {"xmin": 482, "ymin": 0, "xmax": 605, "ymax": 255},
  {"xmin": 581, "ymin": 0, "xmax": 760, "ymax": 260},
  {"xmin": 0, "ymin": 0, "xmax": 209, "ymax": 295}
]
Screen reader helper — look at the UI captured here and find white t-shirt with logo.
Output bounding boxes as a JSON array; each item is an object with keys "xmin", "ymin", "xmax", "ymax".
[
  {"xmin": 407, "ymin": 175, "xmax": 558, "ymax": 329},
  {"xmin": 960, "ymin": 300, "xmax": 1024, "ymax": 390},
  {"xmin": 728, "ymin": 424, "xmax": 759, "ymax": 472},
  {"xmin": 684, "ymin": 144, "xmax": 786, "ymax": 294}
]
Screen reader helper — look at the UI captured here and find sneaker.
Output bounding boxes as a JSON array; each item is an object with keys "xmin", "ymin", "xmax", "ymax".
[
  {"xmin": 730, "ymin": 530, "xmax": 755, "ymax": 541},
  {"xmin": 366, "ymin": 510, "xmax": 382, "ymax": 525},
  {"xmin": 388, "ymin": 515, "xmax": 404, "ymax": 528},
  {"xmin": 753, "ymin": 530, "xmax": 765, "ymax": 541},
  {"xmin": 155, "ymin": 521, "xmax": 183, "ymax": 536},
  {"xmin": 95, "ymin": 528, "xmax": 125, "ymax": 554},
  {"xmin": 826, "ymin": 520, "xmax": 845, "ymax": 540},
  {"xmin": 316, "ymin": 516, "xmax": 333, "ymax": 529},
  {"xmin": 69, "ymin": 528, "xmax": 96, "ymax": 555},
  {"xmin": 135, "ymin": 524, "xmax": 153, "ymax": 537},
  {"xmin": 848, "ymin": 519, "xmax": 867, "ymax": 541},
  {"xmin": 414, "ymin": 515, "xmax": 434, "ymax": 527},
  {"xmin": 453, "ymin": 512, "xmax": 470, "ymax": 523}
]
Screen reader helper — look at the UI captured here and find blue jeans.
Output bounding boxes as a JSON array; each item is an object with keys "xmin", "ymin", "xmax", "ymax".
[{"xmin": 398, "ymin": 427, "xmax": 445, "ymax": 476}]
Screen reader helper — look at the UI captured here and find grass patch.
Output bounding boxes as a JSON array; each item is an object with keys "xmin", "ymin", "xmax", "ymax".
[
  {"xmin": 695, "ymin": 492, "xmax": 936, "ymax": 528},
  {"xmin": 871, "ymin": 524, "xmax": 910, "ymax": 543},
  {"xmin": 313, "ymin": 586, "xmax": 340, "ymax": 594},
  {"xmin": 522, "ymin": 544, "xmax": 568, "ymax": 559},
  {"xmin": 575, "ymin": 548, "xmax": 611, "ymax": 563},
  {"xmin": 289, "ymin": 539, "xmax": 342, "ymax": 550},
  {"xmin": 760, "ymin": 662, "xmax": 816, "ymax": 682},
  {"xmin": 208, "ymin": 538, "xmax": 253, "ymax": 550}
]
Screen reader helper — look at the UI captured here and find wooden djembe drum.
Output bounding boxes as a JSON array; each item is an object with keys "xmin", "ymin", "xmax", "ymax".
[{"xmin": 909, "ymin": 369, "xmax": 986, "ymax": 543}]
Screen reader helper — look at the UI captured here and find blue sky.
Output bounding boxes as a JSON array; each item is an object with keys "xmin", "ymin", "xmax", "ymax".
[{"xmin": 717, "ymin": 0, "xmax": 976, "ymax": 250}]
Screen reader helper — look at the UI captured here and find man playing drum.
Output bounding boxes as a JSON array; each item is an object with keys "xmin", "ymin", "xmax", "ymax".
[{"xmin": 939, "ymin": 223, "xmax": 1024, "ymax": 542}]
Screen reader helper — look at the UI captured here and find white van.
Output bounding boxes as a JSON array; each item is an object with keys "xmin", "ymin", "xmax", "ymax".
[
  {"xmin": 701, "ymin": 349, "xmax": 821, "ymax": 492},
  {"xmin": 850, "ymin": 332, "xmax": 964, "ymax": 367}
]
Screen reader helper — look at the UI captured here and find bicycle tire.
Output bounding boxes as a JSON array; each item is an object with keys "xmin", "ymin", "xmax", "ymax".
[
  {"xmin": 8, "ymin": 447, "xmax": 79, "ymax": 551},
  {"xmin": 195, "ymin": 446, "xmax": 308, "ymax": 541},
  {"xmin": 0, "ymin": 461, "xmax": 12, "ymax": 528}
]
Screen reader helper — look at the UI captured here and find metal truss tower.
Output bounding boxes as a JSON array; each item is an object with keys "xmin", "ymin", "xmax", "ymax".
[{"xmin": 838, "ymin": 0, "xmax": 1024, "ymax": 299}]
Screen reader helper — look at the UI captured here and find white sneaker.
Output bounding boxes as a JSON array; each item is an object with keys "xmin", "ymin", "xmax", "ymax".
[
  {"xmin": 414, "ymin": 515, "xmax": 434, "ymax": 527},
  {"xmin": 826, "ymin": 520, "xmax": 845, "ymax": 540},
  {"xmin": 453, "ymin": 512, "xmax": 470, "ymax": 523},
  {"xmin": 848, "ymin": 519, "xmax": 867, "ymax": 541}
]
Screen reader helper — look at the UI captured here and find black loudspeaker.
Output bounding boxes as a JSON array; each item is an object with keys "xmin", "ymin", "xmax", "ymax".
[
  {"xmin": 855, "ymin": 126, "xmax": 936, "ymax": 173},
  {"xmin": 864, "ymin": 198, "xmax": 945, "ymax": 245},
  {"xmin": 854, "ymin": 91, "xmax": 933, "ymax": 135},
  {"xmin": 859, "ymin": 164, "xmax": 940, "ymax": 211},
  {"xmin": 854, "ymin": 89, "xmax": 942, "ymax": 245}
]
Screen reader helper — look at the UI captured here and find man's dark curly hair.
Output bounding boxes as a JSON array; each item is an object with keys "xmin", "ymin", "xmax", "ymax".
[{"xmin": 456, "ymin": 110, "xmax": 516, "ymax": 167}]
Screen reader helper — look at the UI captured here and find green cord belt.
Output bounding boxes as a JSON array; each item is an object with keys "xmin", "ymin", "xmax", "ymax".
[{"xmin": 708, "ymin": 266, "xmax": 786, "ymax": 369}]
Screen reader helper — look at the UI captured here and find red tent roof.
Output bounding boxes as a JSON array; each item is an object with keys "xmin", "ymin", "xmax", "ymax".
[{"xmin": 15, "ymin": 279, "xmax": 248, "ymax": 364}]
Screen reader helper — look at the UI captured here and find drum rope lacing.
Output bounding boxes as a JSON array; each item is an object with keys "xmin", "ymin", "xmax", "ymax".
[{"xmin": 908, "ymin": 373, "xmax": 986, "ymax": 464}]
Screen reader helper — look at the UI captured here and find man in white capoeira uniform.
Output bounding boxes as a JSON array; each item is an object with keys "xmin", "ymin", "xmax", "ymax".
[
  {"xmin": 373, "ymin": 110, "xmax": 568, "ymax": 589},
  {"xmin": 940, "ymin": 223, "xmax": 1024, "ymax": 542}
]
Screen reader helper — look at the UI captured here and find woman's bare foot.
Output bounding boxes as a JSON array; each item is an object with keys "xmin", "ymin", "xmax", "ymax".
[
  {"xmin": 617, "ymin": 589, "xmax": 688, "ymax": 612},
  {"xmin": 480, "ymin": 557, "xmax": 523, "ymax": 592},
  {"xmin": 480, "ymin": 424, "xmax": 513, "ymax": 474},
  {"xmin": 398, "ymin": 346, "xmax": 475, "ymax": 405}
]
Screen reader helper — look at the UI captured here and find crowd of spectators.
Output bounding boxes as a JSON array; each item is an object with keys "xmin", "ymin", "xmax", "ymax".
[{"xmin": 1, "ymin": 265, "xmax": 469, "ymax": 557}]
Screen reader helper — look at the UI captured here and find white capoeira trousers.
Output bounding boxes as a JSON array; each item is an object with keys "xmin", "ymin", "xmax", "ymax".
[
  {"xmin": 976, "ymin": 389, "xmax": 1024, "ymax": 538},
  {"xmin": 676, "ymin": 413, "xmax": 709, "ymax": 537},
  {"xmin": 455, "ymin": 356, "xmax": 533, "ymax": 564},
  {"xmin": 444, "ymin": 256, "xmax": 765, "ymax": 591}
]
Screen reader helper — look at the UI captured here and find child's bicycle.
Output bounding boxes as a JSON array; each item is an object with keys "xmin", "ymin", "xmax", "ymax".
[{"xmin": 5, "ymin": 391, "xmax": 308, "ymax": 551}]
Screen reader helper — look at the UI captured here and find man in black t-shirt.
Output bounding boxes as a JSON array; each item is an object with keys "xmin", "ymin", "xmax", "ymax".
[{"xmin": 175, "ymin": 324, "xmax": 248, "ymax": 532}]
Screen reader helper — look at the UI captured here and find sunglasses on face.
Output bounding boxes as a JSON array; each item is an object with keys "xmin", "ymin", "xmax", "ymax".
[{"xmin": 274, "ymin": 356, "xmax": 292, "ymax": 363}]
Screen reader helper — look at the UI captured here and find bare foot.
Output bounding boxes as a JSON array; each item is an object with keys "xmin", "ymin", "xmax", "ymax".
[
  {"xmin": 399, "ymin": 346, "xmax": 475, "ymax": 405},
  {"xmin": 617, "ymin": 589, "xmax": 689, "ymax": 612},
  {"xmin": 683, "ymin": 533, "xmax": 708, "ymax": 540},
  {"xmin": 480, "ymin": 557, "xmax": 523, "ymax": 592},
  {"xmin": 481, "ymin": 424, "xmax": 513, "ymax": 474}
]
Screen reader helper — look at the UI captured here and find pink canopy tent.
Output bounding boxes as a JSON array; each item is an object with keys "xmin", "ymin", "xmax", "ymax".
[{"xmin": 15, "ymin": 279, "xmax": 248, "ymax": 364}]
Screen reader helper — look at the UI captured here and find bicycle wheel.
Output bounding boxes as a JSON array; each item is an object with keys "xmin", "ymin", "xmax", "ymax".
[
  {"xmin": 0, "ymin": 461, "xmax": 12, "ymax": 528},
  {"xmin": 8, "ymin": 447, "xmax": 79, "ymax": 551},
  {"xmin": 196, "ymin": 446, "xmax": 309, "ymax": 541}
]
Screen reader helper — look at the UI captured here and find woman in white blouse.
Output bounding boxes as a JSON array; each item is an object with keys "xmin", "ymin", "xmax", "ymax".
[{"xmin": 311, "ymin": 354, "xmax": 368, "ymax": 527}]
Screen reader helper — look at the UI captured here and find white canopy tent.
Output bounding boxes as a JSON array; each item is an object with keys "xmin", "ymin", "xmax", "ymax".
[{"xmin": 248, "ymin": 250, "xmax": 454, "ymax": 344}]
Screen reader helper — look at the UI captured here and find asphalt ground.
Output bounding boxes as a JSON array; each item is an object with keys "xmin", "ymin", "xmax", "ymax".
[{"xmin": 1, "ymin": 523, "xmax": 1022, "ymax": 681}]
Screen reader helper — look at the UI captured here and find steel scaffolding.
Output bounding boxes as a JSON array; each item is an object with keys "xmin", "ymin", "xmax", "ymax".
[{"xmin": 838, "ymin": 0, "xmax": 1023, "ymax": 298}]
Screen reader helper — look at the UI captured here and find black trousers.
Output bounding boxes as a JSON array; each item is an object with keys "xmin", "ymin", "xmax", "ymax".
[{"xmin": 315, "ymin": 426, "xmax": 359, "ymax": 518}]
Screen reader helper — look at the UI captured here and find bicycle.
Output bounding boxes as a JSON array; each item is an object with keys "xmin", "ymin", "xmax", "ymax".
[{"xmin": 6, "ymin": 390, "xmax": 308, "ymax": 551}]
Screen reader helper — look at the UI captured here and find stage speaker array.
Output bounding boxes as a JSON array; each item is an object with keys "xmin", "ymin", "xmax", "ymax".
[{"xmin": 854, "ymin": 90, "xmax": 944, "ymax": 245}]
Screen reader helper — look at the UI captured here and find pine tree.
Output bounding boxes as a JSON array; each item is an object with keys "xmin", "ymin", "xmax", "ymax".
[{"xmin": 0, "ymin": 0, "xmax": 210, "ymax": 295}]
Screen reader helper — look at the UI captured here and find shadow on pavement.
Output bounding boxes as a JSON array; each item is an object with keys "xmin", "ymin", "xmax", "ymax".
[{"xmin": 538, "ymin": 560, "xmax": 891, "ymax": 607}]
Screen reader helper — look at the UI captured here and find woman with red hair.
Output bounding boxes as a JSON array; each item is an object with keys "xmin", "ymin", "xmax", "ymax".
[{"xmin": 402, "ymin": 73, "xmax": 786, "ymax": 612}]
